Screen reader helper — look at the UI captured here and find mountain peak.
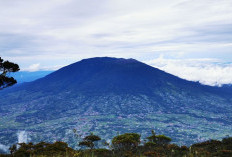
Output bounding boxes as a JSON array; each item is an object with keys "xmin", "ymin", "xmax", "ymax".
[
  {"xmin": 69, "ymin": 57, "xmax": 142, "ymax": 68},
  {"xmin": 80, "ymin": 57, "xmax": 137, "ymax": 62},
  {"xmin": 34, "ymin": 57, "xmax": 167, "ymax": 94}
]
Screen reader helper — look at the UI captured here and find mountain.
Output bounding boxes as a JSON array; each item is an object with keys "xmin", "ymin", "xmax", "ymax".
[{"xmin": 0, "ymin": 57, "xmax": 232, "ymax": 150}]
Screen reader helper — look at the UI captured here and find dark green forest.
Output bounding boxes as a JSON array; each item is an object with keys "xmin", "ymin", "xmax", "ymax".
[{"xmin": 1, "ymin": 130, "xmax": 232, "ymax": 157}]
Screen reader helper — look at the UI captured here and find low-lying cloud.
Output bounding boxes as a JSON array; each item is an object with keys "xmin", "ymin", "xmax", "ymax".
[
  {"xmin": 17, "ymin": 131, "xmax": 30, "ymax": 144},
  {"xmin": 0, "ymin": 131, "xmax": 30, "ymax": 153},
  {"xmin": 0, "ymin": 143, "xmax": 8, "ymax": 153},
  {"xmin": 148, "ymin": 56, "xmax": 232, "ymax": 86}
]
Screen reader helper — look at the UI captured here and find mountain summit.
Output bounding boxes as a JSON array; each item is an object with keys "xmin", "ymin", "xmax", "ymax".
[
  {"xmin": 26, "ymin": 57, "xmax": 188, "ymax": 94},
  {"xmin": 0, "ymin": 57, "xmax": 231, "ymax": 147}
]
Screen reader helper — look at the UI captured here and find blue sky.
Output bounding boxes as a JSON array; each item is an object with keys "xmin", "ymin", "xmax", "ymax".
[{"xmin": 0, "ymin": 0, "xmax": 232, "ymax": 86}]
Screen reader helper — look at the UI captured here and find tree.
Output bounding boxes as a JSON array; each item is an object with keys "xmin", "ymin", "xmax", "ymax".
[
  {"xmin": 146, "ymin": 130, "xmax": 171, "ymax": 146},
  {"xmin": 79, "ymin": 133, "xmax": 101, "ymax": 149},
  {"xmin": 146, "ymin": 130, "xmax": 157, "ymax": 143},
  {"xmin": 112, "ymin": 133, "xmax": 140, "ymax": 151},
  {"xmin": 144, "ymin": 141, "xmax": 156, "ymax": 149},
  {"xmin": 0, "ymin": 57, "xmax": 20, "ymax": 89},
  {"xmin": 155, "ymin": 135, "xmax": 172, "ymax": 145},
  {"xmin": 9, "ymin": 144, "xmax": 17, "ymax": 155},
  {"xmin": 222, "ymin": 137, "xmax": 232, "ymax": 145}
]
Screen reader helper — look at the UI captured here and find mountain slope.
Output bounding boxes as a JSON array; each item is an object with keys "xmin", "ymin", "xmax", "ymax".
[{"xmin": 0, "ymin": 57, "xmax": 231, "ymax": 149}]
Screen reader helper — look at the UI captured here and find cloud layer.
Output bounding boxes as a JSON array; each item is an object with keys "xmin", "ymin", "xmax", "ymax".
[{"xmin": 148, "ymin": 56, "xmax": 232, "ymax": 86}]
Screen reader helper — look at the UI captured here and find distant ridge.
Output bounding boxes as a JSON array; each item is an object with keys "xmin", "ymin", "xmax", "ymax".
[{"xmin": 10, "ymin": 71, "xmax": 53, "ymax": 83}]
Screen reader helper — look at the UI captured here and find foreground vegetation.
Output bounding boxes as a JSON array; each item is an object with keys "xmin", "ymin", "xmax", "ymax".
[
  {"xmin": 0, "ymin": 56, "xmax": 20, "ymax": 89},
  {"xmin": 1, "ymin": 130, "xmax": 232, "ymax": 157}
]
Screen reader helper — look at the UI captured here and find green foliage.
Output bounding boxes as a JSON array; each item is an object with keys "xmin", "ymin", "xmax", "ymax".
[
  {"xmin": 9, "ymin": 144, "xmax": 16, "ymax": 155},
  {"xmin": 1, "ymin": 131, "xmax": 232, "ymax": 157},
  {"xmin": 0, "ymin": 57, "xmax": 20, "ymax": 89},
  {"xmin": 93, "ymin": 148, "xmax": 111, "ymax": 157},
  {"xmin": 112, "ymin": 133, "xmax": 140, "ymax": 152},
  {"xmin": 79, "ymin": 133, "xmax": 101, "ymax": 149},
  {"xmin": 79, "ymin": 141, "xmax": 93, "ymax": 149},
  {"xmin": 190, "ymin": 139, "xmax": 232, "ymax": 156},
  {"xmin": 147, "ymin": 130, "xmax": 172, "ymax": 145},
  {"xmin": 9, "ymin": 141, "xmax": 76, "ymax": 157},
  {"xmin": 222, "ymin": 137, "xmax": 232, "ymax": 144},
  {"xmin": 143, "ymin": 151, "xmax": 158, "ymax": 157},
  {"xmin": 147, "ymin": 135, "xmax": 156, "ymax": 143},
  {"xmin": 216, "ymin": 150, "xmax": 232, "ymax": 157},
  {"xmin": 83, "ymin": 133, "xmax": 101, "ymax": 142},
  {"xmin": 144, "ymin": 141, "xmax": 156, "ymax": 148},
  {"xmin": 155, "ymin": 135, "xmax": 172, "ymax": 145}
]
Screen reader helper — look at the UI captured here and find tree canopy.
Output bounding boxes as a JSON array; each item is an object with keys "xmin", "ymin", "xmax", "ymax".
[
  {"xmin": 146, "ymin": 130, "xmax": 172, "ymax": 146},
  {"xmin": 112, "ymin": 133, "xmax": 140, "ymax": 151},
  {"xmin": 0, "ymin": 57, "xmax": 20, "ymax": 89},
  {"xmin": 2, "ymin": 130, "xmax": 232, "ymax": 157},
  {"xmin": 79, "ymin": 133, "xmax": 101, "ymax": 149}
]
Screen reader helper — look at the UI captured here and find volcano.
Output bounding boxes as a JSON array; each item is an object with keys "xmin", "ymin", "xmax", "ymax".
[{"xmin": 0, "ymin": 57, "xmax": 231, "ymax": 148}]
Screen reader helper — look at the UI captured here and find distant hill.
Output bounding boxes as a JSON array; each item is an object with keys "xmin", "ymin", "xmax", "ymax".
[
  {"xmin": 0, "ymin": 57, "xmax": 231, "ymax": 151},
  {"xmin": 9, "ymin": 71, "xmax": 52, "ymax": 83}
]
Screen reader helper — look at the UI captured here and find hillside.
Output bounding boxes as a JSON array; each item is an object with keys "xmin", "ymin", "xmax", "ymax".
[{"xmin": 0, "ymin": 57, "xmax": 231, "ymax": 151}]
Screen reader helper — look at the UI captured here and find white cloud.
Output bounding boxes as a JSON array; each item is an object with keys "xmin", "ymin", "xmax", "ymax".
[
  {"xmin": 22, "ymin": 63, "xmax": 65, "ymax": 71},
  {"xmin": 27, "ymin": 63, "xmax": 40, "ymax": 72},
  {"xmin": 0, "ymin": 0, "xmax": 231, "ymax": 59},
  {"xmin": 17, "ymin": 131, "xmax": 30, "ymax": 144},
  {"xmin": 0, "ymin": 143, "xmax": 8, "ymax": 153},
  {"xmin": 147, "ymin": 56, "xmax": 232, "ymax": 86}
]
